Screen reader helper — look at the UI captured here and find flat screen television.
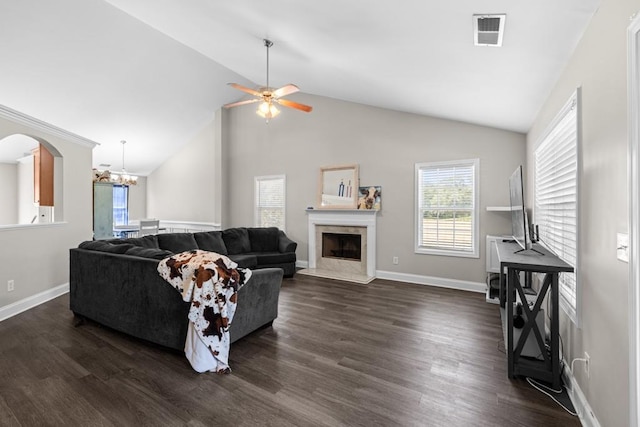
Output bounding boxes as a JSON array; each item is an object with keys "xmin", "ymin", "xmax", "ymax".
[{"xmin": 509, "ymin": 165, "xmax": 541, "ymax": 255}]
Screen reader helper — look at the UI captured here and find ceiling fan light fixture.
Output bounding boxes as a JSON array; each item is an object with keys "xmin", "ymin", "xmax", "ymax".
[
  {"xmin": 224, "ymin": 39, "xmax": 312, "ymax": 119},
  {"xmin": 256, "ymin": 101, "xmax": 280, "ymax": 121}
]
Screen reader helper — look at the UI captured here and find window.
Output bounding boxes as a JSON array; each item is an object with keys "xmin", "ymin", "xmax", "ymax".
[
  {"xmin": 415, "ymin": 159, "xmax": 479, "ymax": 257},
  {"xmin": 534, "ymin": 90, "xmax": 580, "ymax": 324},
  {"xmin": 112, "ymin": 184, "xmax": 129, "ymax": 226},
  {"xmin": 255, "ymin": 175, "xmax": 285, "ymax": 230}
]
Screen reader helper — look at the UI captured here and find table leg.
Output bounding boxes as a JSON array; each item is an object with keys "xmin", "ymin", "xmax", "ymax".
[
  {"xmin": 507, "ymin": 268, "xmax": 516, "ymax": 378},
  {"xmin": 551, "ymin": 273, "xmax": 560, "ymax": 389}
]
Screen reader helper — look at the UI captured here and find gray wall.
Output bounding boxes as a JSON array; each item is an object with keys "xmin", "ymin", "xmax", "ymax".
[
  {"xmin": 0, "ymin": 116, "xmax": 93, "ymax": 309},
  {"xmin": 127, "ymin": 176, "xmax": 147, "ymax": 222},
  {"xmin": 0, "ymin": 163, "xmax": 17, "ymax": 224},
  {"xmin": 147, "ymin": 118, "xmax": 219, "ymax": 223},
  {"xmin": 223, "ymin": 94, "xmax": 525, "ymax": 283},
  {"xmin": 17, "ymin": 157, "xmax": 36, "ymax": 224},
  {"xmin": 526, "ymin": 1, "xmax": 634, "ymax": 425}
]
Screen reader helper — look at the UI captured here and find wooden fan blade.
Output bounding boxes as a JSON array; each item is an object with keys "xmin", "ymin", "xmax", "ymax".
[
  {"xmin": 272, "ymin": 84, "xmax": 300, "ymax": 98},
  {"xmin": 224, "ymin": 98, "xmax": 260, "ymax": 109},
  {"xmin": 275, "ymin": 98, "xmax": 313, "ymax": 112},
  {"xmin": 228, "ymin": 83, "xmax": 262, "ymax": 97}
]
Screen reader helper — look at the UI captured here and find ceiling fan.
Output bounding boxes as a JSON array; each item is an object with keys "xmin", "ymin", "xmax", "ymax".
[{"xmin": 224, "ymin": 39, "xmax": 312, "ymax": 121}]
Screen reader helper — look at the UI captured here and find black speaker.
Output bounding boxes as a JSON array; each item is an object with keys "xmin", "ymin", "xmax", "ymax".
[{"xmin": 513, "ymin": 303, "xmax": 525, "ymax": 329}]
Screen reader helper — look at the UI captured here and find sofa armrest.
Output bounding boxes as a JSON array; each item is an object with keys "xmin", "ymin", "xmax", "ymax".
[
  {"xmin": 278, "ymin": 230, "xmax": 297, "ymax": 253},
  {"xmin": 230, "ymin": 267, "xmax": 283, "ymax": 342}
]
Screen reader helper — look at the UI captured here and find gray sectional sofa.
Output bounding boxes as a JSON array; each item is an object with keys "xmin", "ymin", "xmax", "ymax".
[{"xmin": 69, "ymin": 227, "xmax": 296, "ymax": 351}]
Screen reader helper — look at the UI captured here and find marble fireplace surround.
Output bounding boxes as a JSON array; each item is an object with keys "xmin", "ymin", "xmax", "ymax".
[{"xmin": 301, "ymin": 209, "xmax": 377, "ymax": 284}]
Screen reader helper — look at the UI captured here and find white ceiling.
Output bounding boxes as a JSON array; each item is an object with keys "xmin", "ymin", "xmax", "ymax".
[{"xmin": 0, "ymin": 0, "xmax": 599, "ymax": 175}]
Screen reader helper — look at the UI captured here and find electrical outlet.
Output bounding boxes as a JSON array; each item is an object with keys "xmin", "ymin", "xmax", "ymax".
[
  {"xmin": 392, "ymin": 256, "xmax": 399, "ymax": 265},
  {"xmin": 585, "ymin": 352, "xmax": 590, "ymax": 378},
  {"xmin": 7, "ymin": 280, "xmax": 14, "ymax": 292}
]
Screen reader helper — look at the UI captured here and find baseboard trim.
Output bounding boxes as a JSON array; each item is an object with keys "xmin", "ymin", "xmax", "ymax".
[
  {"xmin": 297, "ymin": 260, "xmax": 484, "ymax": 293},
  {"xmin": 562, "ymin": 358, "xmax": 601, "ymax": 427},
  {"xmin": 375, "ymin": 270, "xmax": 485, "ymax": 293},
  {"xmin": 0, "ymin": 283, "xmax": 69, "ymax": 322}
]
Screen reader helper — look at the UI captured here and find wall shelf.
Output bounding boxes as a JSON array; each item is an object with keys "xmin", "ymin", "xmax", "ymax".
[{"xmin": 486, "ymin": 206, "xmax": 510, "ymax": 212}]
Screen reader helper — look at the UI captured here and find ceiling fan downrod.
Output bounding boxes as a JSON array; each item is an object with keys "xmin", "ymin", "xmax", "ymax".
[{"xmin": 264, "ymin": 39, "xmax": 273, "ymax": 90}]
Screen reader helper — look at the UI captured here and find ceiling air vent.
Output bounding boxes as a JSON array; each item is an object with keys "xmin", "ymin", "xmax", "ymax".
[{"xmin": 474, "ymin": 14, "xmax": 506, "ymax": 47}]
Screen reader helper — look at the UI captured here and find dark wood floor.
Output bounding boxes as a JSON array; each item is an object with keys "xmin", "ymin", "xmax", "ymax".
[{"xmin": 0, "ymin": 274, "xmax": 580, "ymax": 426}]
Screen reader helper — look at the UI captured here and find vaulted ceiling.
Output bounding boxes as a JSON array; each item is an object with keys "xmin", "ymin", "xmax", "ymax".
[{"xmin": 0, "ymin": 0, "xmax": 600, "ymax": 175}]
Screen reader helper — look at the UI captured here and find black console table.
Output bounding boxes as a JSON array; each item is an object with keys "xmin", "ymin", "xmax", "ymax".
[{"xmin": 496, "ymin": 240, "xmax": 574, "ymax": 389}]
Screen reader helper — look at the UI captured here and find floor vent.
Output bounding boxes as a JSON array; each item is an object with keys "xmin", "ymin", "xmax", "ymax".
[{"xmin": 474, "ymin": 14, "xmax": 506, "ymax": 47}]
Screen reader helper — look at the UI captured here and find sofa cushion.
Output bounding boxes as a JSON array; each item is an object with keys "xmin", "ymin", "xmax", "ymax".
[
  {"xmin": 222, "ymin": 228, "xmax": 251, "ymax": 255},
  {"xmin": 193, "ymin": 231, "xmax": 228, "ymax": 255},
  {"xmin": 79, "ymin": 240, "xmax": 106, "ymax": 250},
  {"xmin": 247, "ymin": 227, "xmax": 280, "ymax": 252},
  {"xmin": 227, "ymin": 254, "xmax": 258, "ymax": 269},
  {"xmin": 79, "ymin": 240, "xmax": 134, "ymax": 254},
  {"xmin": 119, "ymin": 235, "xmax": 159, "ymax": 249},
  {"xmin": 124, "ymin": 246, "xmax": 174, "ymax": 260},
  {"xmin": 251, "ymin": 252, "xmax": 296, "ymax": 265},
  {"xmin": 157, "ymin": 233, "xmax": 199, "ymax": 253}
]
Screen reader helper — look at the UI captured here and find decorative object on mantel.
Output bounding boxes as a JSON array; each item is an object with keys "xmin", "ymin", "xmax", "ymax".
[
  {"xmin": 224, "ymin": 39, "xmax": 313, "ymax": 123},
  {"xmin": 357, "ymin": 186, "xmax": 381, "ymax": 210},
  {"xmin": 92, "ymin": 140, "xmax": 137, "ymax": 185},
  {"xmin": 317, "ymin": 164, "xmax": 359, "ymax": 209}
]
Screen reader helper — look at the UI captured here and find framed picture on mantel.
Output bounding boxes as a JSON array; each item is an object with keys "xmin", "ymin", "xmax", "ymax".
[
  {"xmin": 317, "ymin": 164, "xmax": 359, "ymax": 209},
  {"xmin": 357, "ymin": 186, "xmax": 381, "ymax": 211}
]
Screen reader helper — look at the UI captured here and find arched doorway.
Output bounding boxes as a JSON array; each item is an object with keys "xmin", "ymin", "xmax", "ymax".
[{"xmin": 0, "ymin": 133, "xmax": 62, "ymax": 225}]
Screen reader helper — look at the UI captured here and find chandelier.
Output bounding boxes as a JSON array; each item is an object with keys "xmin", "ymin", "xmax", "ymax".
[{"xmin": 92, "ymin": 140, "xmax": 137, "ymax": 185}]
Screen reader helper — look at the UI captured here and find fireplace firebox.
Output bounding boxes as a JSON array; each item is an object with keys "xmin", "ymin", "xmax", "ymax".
[{"xmin": 322, "ymin": 233, "xmax": 362, "ymax": 261}]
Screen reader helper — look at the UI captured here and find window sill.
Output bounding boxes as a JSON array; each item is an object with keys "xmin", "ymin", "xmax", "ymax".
[{"xmin": 415, "ymin": 247, "xmax": 479, "ymax": 258}]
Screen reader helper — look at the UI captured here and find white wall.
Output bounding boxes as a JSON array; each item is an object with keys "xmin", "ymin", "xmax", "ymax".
[
  {"xmin": 222, "ymin": 94, "xmax": 525, "ymax": 283},
  {"xmin": 127, "ymin": 176, "xmax": 147, "ymax": 221},
  {"xmin": 0, "ymin": 112, "xmax": 94, "ymax": 310},
  {"xmin": 0, "ymin": 163, "xmax": 17, "ymax": 224},
  {"xmin": 17, "ymin": 156, "xmax": 36, "ymax": 224},
  {"xmin": 526, "ymin": 1, "xmax": 634, "ymax": 425},
  {"xmin": 147, "ymin": 118, "xmax": 218, "ymax": 223}
]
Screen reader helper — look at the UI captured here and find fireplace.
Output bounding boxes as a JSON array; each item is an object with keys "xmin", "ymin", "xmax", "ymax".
[
  {"xmin": 322, "ymin": 232, "xmax": 362, "ymax": 261},
  {"xmin": 301, "ymin": 209, "xmax": 378, "ymax": 284}
]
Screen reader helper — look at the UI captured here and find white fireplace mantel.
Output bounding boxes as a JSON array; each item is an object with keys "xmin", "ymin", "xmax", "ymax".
[{"xmin": 305, "ymin": 209, "xmax": 378, "ymax": 281}]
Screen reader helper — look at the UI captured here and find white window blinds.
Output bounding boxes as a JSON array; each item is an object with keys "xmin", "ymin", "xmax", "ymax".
[
  {"xmin": 255, "ymin": 175, "xmax": 286, "ymax": 230},
  {"xmin": 534, "ymin": 90, "xmax": 580, "ymax": 324},
  {"xmin": 415, "ymin": 159, "xmax": 479, "ymax": 258}
]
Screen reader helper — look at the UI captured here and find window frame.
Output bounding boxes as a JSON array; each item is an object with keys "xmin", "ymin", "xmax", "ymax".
[
  {"xmin": 414, "ymin": 158, "xmax": 480, "ymax": 258},
  {"xmin": 533, "ymin": 89, "xmax": 581, "ymax": 326},
  {"xmin": 254, "ymin": 174, "xmax": 286, "ymax": 231}
]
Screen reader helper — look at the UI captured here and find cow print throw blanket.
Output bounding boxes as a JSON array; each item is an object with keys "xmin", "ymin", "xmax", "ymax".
[{"xmin": 157, "ymin": 250, "xmax": 252, "ymax": 373}]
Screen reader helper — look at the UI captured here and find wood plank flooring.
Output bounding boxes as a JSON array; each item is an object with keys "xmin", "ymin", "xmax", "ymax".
[{"xmin": 0, "ymin": 274, "xmax": 580, "ymax": 426}]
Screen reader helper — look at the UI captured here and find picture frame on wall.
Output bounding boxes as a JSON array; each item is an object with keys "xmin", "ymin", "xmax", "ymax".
[{"xmin": 357, "ymin": 186, "xmax": 381, "ymax": 210}]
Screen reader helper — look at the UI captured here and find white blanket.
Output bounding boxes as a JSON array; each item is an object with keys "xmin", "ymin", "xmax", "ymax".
[{"xmin": 157, "ymin": 250, "xmax": 252, "ymax": 373}]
